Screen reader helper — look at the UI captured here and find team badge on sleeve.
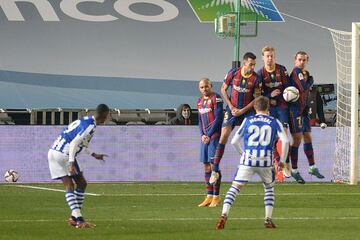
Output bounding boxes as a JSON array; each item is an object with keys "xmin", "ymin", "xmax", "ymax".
[{"xmin": 298, "ymin": 72, "xmax": 304, "ymax": 80}]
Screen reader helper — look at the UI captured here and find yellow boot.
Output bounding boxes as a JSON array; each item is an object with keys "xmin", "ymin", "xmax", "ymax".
[
  {"xmin": 198, "ymin": 195, "xmax": 213, "ymax": 207},
  {"xmin": 209, "ymin": 196, "xmax": 221, "ymax": 207}
]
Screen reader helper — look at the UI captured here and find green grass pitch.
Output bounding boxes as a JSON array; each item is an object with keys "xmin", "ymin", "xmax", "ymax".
[{"xmin": 1, "ymin": 182, "xmax": 359, "ymax": 240}]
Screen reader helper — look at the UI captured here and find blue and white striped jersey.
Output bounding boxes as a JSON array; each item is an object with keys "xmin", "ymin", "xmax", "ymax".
[
  {"xmin": 51, "ymin": 116, "xmax": 96, "ymax": 160},
  {"xmin": 231, "ymin": 113, "xmax": 287, "ymax": 167}
]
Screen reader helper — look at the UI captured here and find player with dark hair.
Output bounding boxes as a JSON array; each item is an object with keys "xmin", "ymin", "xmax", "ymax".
[
  {"xmin": 288, "ymin": 51, "xmax": 325, "ymax": 184},
  {"xmin": 209, "ymin": 52, "xmax": 261, "ymax": 198},
  {"xmin": 257, "ymin": 46, "xmax": 291, "ymax": 182},
  {"xmin": 48, "ymin": 104, "xmax": 110, "ymax": 228},
  {"xmin": 216, "ymin": 96, "xmax": 289, "ymax": 230},
  {"xmin": 197, "ymin": 78, "xmax": 224, "ymax": 207}
]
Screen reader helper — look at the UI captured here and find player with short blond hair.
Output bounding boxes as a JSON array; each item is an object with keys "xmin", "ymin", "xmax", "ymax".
[{"xmin": 216, "ymin": 96, "xmax": 289, "ymax": 230}]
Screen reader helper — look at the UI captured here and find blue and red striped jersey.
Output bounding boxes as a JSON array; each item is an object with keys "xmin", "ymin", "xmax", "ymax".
[
  {"xmin": 224, "ymin": 67, "xmax": 259, "ymax": 109},
  {"xmin": 257, "ymin": 64, "xmax": 290, "ymax": 108},
  {"xmin": 197, "ymin": 92, "xmax": 223, "ymax": 138},
  {"xmin": 289, "ymin": 67, "xmax": 314, "ymax": 114}
]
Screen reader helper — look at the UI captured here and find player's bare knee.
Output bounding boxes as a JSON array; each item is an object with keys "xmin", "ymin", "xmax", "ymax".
[
  {"xmin": 204, "ymin": 163, "xmax": 211, "ymax": 172},
  {"xmin": 303, "ymin": 132, "xmax": 312, "ymax": 143},
  {"xmin": 220, "ymin": 127, "xmax": 231, "ymax": 144}
]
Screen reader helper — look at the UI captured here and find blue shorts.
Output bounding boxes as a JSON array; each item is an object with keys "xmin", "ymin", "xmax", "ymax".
[
  {"xmin": 269, "ymin": 106, "xmax": 289, "ymax": 128},
  {"xmin": 289, "ymin": 110, "xmax": 311, "ymax": 134},
  {"xmin": 222, "ymin": 106, "xmax": 255, "ymax": 128},
  {"xmin": 200, "ymin": 136, "xmax": 220, "ymax": 163}
]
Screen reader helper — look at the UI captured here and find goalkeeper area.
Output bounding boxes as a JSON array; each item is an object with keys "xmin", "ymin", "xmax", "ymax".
[{"xmin": 1, "ymin": 182, "xmax": 360, "ymax": 240}]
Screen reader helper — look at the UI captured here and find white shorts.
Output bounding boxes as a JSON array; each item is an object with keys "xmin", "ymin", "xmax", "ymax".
[
  {"xmin": 233, "ymin": 165, "xmax": 275, "ymax": 186},
  {"xmin": 48, "ymin": 149, "xmax": 82, "ymax": 180}
]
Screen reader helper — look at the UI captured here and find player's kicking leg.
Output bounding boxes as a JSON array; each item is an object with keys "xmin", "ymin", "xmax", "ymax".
[
  {"xmin": 72, "ymin": 173, "xmax": 96, "ymax": 228},
  {"xmin": 216, "ymin": 182, "xmax": 242, "ymax": 230},
  {"xmin": 259, "ymin": 168, "xmax": 276, "ymax": 228},
  {"xmin": 216, "ymin": 165, "xmax": 250, "ymax": 230}
]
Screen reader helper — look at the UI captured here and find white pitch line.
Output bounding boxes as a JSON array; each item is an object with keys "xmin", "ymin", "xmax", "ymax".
[
  {"xmin": 101, "ymin": 192, "xmax": 360, "ymax": 197},
  {"xmin": 12, "ymin": 185, "xmax": 101, "ymax": 196},
  {"xmin": 0, "ymin": 216, "xmax": 359, "ymax": 223},
  {"xmin": 7, "ymin": 185, "xmax": 359, "ymax": 197}
]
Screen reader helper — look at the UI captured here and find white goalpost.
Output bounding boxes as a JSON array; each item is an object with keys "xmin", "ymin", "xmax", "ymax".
[{"xmin": 330, "ymin": 22, "xmax": 360, "ymax": 185}]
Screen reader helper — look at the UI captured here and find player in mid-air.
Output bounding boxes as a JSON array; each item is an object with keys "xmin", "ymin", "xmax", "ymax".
[
  {"xmin": 216, "ymin": 96, "xmax": 289, "ymax": 230},
  {"xmin": 196, "ymin": 78, "xmax": 223, "ymax": 207},
  {"xmin": 210, "ymin": 52, "xmax": 261, "ymax": 196},
  {"xmin": 48, "ymin": 104, "xmax": 110, "ymax": 228},
  {"xmin": 257, "ymin": 46, "xmax": 291, "ymax": 182},
  {"xmin": 288, "ymin": 51, "xmax": 325, "ymax": 184}
]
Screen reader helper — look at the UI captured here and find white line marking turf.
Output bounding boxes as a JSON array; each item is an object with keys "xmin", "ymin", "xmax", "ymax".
[
  {"xmin": 7, "ymin": 185, "xmax": 360, "ymax": 197},
  {"xmin": 12, "ymin": 185, "xmax": 101, "ymax": 196},
  {"xmin": 0, "ymin": 216, "xmax": 359, "ymax": 223}
]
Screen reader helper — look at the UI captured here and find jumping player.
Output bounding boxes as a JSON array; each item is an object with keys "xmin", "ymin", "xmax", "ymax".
[
  {"xmin": 288, "ymin": 51, "xmax": 325, "ymax": 184},
  {"xmin": 197, "ymin": 78, "xmax": 224, "ymax": 207},
  {"xmin": 257, "ymin": 46, "xmax": 291, "ymax": 182},
  {"xmin": 48, "ymin": 104, "xmax": 109, "ymax": 228},
  {"xmin": 210, "ymin": 52, "xmax": 261, "ymax": 188},
  {"xmin": 216, "ymin": 96, "xmax": 289, "ymax": 230}
]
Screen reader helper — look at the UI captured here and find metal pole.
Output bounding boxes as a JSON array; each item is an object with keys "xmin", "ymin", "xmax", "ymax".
[{"xmin": 232, "ymin": 0, "xmax": 241, "ymax": 68}]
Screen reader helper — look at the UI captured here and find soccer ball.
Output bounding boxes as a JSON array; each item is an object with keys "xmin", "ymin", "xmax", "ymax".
[
  {"xmin": 4, "ymin": 170, "xmax": 19, "ymax": 182},
  {"xmin": 283, "ymin": 86, "xmax": 300, "ymax": 102}
]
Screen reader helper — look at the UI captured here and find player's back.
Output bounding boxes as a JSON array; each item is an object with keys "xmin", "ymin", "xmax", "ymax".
[
  {"xmin": 52, "ymin": 116, "xmax": 96, "ymax": 154},
  {"xmin": 240, "ymin": 114, "xmax": 280, "ymax": 167}
]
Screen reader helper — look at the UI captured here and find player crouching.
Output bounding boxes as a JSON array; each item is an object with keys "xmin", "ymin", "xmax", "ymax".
[
  {"xmin": 48, "ymin": 104, "xmax": 110, "ymax": 228},
  {"xmin": 216, "ymin": 96, "xmax": 289, "ymax": 229}
]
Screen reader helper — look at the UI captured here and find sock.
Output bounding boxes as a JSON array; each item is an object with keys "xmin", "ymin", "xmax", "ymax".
[
  {"xmin": 222, "ymin": 184, "xmax": 240, "ymax": 216},
  {"xmin": 290, "ymin": 146, "xmax": 299, "ymax": 169},
  {"xmin": 309, "ymin": 165, "xmax": 317, "ymax": 170},
  {"xmin": 205, "ymin": 171, "xmax": 214, "ymax": 196},
  {"xmin": 264, "ymin": 186, "xmax": 275, "ymax": 219},
  {"xmin": 213, "ymin": 171, "xmax": 222, "ymax": 196},
  {"xmin": 304, "ymin": 142, "xmax": 315, "ymax": 166},
  {"xmin": 65, "ymin": 192, "xmax": 82, "ymax": 218},
  {"xmin": 292, "ymin": 168, "xmax": 299, "ymax": 173},
  {"xmin": 74, "ymin": 188, "xmax": 85, "ymax": 209},
  {"xmin": 213, "ymin": 144, "xmax": 225, "ymax": 172}
]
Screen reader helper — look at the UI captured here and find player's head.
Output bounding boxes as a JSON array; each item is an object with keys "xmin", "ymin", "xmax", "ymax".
[
  {"xmin": 198, "ymin": 78, "xmax": 213, "ymax": 97},
  {"xmin": 294, "ymin": 51, "xmax": 309, "ymax": 69},
  {"xmin": 95, "ymin": 104, "xmax": 110, "ymax": 124},
  {"xmin": 242, "ymin": 52, "xmax": 256, "ymax": 74},
  {"xmin": 262, "ymin": 45, "xmax": 275, "ymax": 68},
  {"xmin": 253, "ymin": 96, "xmax": 270, "ymax": 114}
]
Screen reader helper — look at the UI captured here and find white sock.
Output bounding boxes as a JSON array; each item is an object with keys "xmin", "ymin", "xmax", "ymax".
[
  {"xmin": 264, "ymin": 186, "xmax": 274, "ymax": 219},
  {"xmin": 221, "ymin": 185, "xmax": 240, "ymax": 216},
  {"xmin": 65, "ymin": 192, "xmax": 82, "ymax": 218}
]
